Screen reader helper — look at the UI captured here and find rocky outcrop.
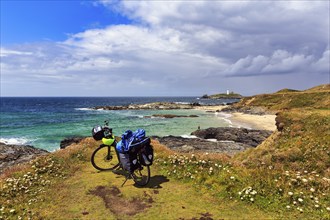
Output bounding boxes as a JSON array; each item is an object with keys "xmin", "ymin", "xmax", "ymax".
[
  {"xmin": 275, "ymin": 112, "xmax": 286, "ymax": 131},
  {"xmin": 191, "ymin": 127, "xmax": 272, "ymax": 147},
  {"xmin": 154, "ymin": 127, "xmax": 272, "ymax": 156},
  {"xmin": 153, "ymin": 136, "xmax": 251, "ymax": 156},
  {"xmin": 221, "ymin": 105, "xmax": 270, "ymax": 115},
  {"xmin": 93, "ymin": 102, "xmax": 195, "ymax": 110},
  {"xmin": 0, "ymin": 142, "xmax": 49, "ymax": 174},
  {"xmin": 144, "ymin": 114, "xmax": 199, "ymax": 119},
  {"xmin": 60, "ymin": 137, "xmax": 86, "ymax": 149}
]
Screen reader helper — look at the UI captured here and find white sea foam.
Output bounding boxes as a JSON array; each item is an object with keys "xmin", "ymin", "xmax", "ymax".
[
  {"xmin": 174, "ymin": 102, "xmax": 190, "ymax": 105},
  {"xmin": 0, "ymin": 137, "xmax": 32, "ymax": 145},
  {"xmin": 75, "ymin": 107, "xmax": 93, "ymax": 111},
  {"xmin": 206, "ymin": 138, "xmax": 218, "ymax": 142},
  {"xmin": 215, "ymin": 112, "xmax": 233, "ymax": 125},
  {"xmin": 180, "ymin": 135, "xmax": 198, "ymax": 139}
]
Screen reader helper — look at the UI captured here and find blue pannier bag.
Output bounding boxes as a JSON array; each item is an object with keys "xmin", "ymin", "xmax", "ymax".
[
  {"xmin": 116, "ymin": 129, "xmax": 148, "ymax": 153},
  {"xmin": 116, "ymin": 128, "xmax": 152, "ymax": 172}
]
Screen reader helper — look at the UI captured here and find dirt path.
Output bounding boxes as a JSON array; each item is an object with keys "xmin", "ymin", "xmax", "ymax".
[{"xmin": 36, "ymin": 162, "xmax": 275, "ymax": 220}]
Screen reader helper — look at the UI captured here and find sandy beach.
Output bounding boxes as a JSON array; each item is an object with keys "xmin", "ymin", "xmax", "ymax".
[
  {"xmin": 195, "ymin": 105, "xmax": 277, "ymax": 131},
  {"xmin": 194, "ymin": 105, "xmax": 227, "ymax": 112},
  {"xmin": 229, "ymin": 112, "xmax": 276, "ymax": 131}
]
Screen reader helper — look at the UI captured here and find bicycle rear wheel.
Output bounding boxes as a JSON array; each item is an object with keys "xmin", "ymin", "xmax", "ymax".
[
  {"xmin": 131, "ymin": 165, "xmax": 150, "ymax": 186},
  {"xmin": 91, "ymin": 145, "xmax": 120, "ymax": 171}
]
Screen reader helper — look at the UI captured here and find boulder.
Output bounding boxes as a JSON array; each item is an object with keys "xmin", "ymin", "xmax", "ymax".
[
  {"xmin": 154, "ymin": 127, "xmax": 272, "ymax": 156},
  {"xmin": 191, "ymin": 127, "xmax": 272, "ymax": 147},
  {"xmin": 60, "ymin": 137, "xmax": 86, "ymax": 149},
  {"xmin": 144, "ymin": 114, "xmax": 199, "ymax": 119},
  {"xmin": 0, "ymin": 142, "xmax": 49, "ymax": 173},
  {"xmin": 153, "ymin": 135, "xmax": 251, "ymax": 156}
]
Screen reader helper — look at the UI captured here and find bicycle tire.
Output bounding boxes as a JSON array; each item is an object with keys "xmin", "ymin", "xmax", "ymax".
[
  {"xmin": 131, "ymin": 165, "xmax": 150, "ymax": 186},
  {"xmin": 91, "ymin": 145, "xmax": 120, "ymax": 171}
]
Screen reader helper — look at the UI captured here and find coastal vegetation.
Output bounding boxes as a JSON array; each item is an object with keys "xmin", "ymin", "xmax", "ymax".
[
  {"xmin": 202, "ymin": 92, "xmax": 243, "ymax": 99},
  {"xmin": 0, "ymin": 84, "xmax": 329, "ymax": 219}
]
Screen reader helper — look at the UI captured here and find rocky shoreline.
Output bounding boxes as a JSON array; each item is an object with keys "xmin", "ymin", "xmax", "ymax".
[
  {"xmin": 0, "ymin": 142, "xmax": 49, "ymax": 174},
  {"xmin": 0, "ymin": 101, "xmax": 277, "ymax": 172},
  {"xmin": 154, "ymin": 127, "xmax": 272, "ymax": 156},
  {"xmin": 93, "ymin": 102, "xmax": 202, "ymax": 111}
]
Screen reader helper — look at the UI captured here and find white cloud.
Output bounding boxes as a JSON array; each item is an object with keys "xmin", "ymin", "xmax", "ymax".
[
  {"xmin": 1, "ymin": 1, "xmax": 329, "ymax": 96},
  {"xmin": 0, "ymin": 48, "xmax": 33, "ymax": 57}
]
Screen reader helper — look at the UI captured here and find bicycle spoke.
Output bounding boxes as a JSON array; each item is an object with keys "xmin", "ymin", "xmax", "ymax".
[{"xmin": 91, "ymin": 146, "xmax": 120, "ymax": 171}]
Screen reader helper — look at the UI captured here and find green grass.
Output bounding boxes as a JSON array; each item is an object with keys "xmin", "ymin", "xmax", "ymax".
[
  {"xmin": 232, "ymin": 83, "xmax": 330, "ymax": 111},
  {"xmin": 1, "ymin": 84, "xmax": 330, "ymax": 219},
  {"xmin": 0, "ymin": 140, "xmax": 276, "ymax": 219},
  {"xmin": 208, "ymin": 93, "xmax": 243, "ymax": 99}
]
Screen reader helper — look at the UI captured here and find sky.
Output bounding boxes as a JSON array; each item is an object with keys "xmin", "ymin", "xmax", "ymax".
[{"xmin": 0, "ymin": 0, "xmax": 329, "ymax": 97}]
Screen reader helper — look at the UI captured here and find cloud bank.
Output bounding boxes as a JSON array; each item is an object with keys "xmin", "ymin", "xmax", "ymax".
[{"xmin": 1, "ymin": 1, "xmax": 329, "ymax": 96}]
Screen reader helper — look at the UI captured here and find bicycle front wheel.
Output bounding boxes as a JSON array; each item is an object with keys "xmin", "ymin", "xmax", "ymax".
[
  {"xmin": 91, "ymin": 145, "xmax": 120, "ymax": 171},
  {"xmin": 131, "ymin": 165, "xmax": 150, "ymax": 186}
]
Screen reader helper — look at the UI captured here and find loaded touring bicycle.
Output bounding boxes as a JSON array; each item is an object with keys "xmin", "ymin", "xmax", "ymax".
[{"xmin": 91, "ymin": 121, "xmax": 154, "ymax": 186}]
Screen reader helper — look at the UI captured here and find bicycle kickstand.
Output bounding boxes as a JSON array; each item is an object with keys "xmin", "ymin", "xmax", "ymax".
[{"xmin": 121, "ymin": 174, "xmax": 131, "ymax": 187}]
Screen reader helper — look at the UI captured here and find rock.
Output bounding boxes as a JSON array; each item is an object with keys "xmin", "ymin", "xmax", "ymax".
[
  {"xmin": 144, "ymin": 114, "xmax": 199, "ymax": 119},
  {"xmin": 93, "ymin": 102, "xmax": 194, "ymax": 111},
  {"xmin": 153, "ymin": 127, "xmax": 272, "ymax": 156},
  {"xmin": 0, "ymin": 142, "xmax": 49, "ymax": 173},
  {"xmin": 60, "ymin": 137, "xmax": 86, "ymax": 149},
  {"xmin": 191, "ymin": 102, "xmax": 201, "ymax": 106},
  {"xmin": 153, "ymin": 135, "xmax": 251, "ymax": 156},
  {"xmin": 191, "ymin": 127, "xmax": 272, "ymax": 147},
  {"xmin": 275, "ymin": 112, "xmax": 286, "ymax": 131}
]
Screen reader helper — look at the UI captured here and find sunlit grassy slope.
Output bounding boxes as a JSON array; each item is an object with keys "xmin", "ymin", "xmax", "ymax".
[
  {"xmin": 230, "ymin": 83, "xmax": 330, "ymax": 112},
  {"xmin": 1, "ymin": 84, "xmax": 329, "ymax": 219},
  {"xmin": 0, "ymin": 139, "xmax": 276, "ymax": 220}
]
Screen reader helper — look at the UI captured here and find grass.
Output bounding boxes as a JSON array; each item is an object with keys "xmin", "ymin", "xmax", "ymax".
[
  {"xmin": 1, "ymin": 84, "xmax": 329, "ymax": 219},
  {"xmin": 0, "ymin": 139, "xmax": 277, "ymax": 220},
  {"xmin": 231, "ymin": 83, "xmax": 330, "ymax": 112}
]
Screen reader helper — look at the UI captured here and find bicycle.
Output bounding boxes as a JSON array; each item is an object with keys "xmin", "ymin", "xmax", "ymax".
[{"xmin": 91, "ymin": 121, "xmax": 151, "ymax": 186}]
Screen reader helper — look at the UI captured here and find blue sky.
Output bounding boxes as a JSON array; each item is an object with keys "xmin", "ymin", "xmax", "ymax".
[
  {"xmin": 1, "ymin": 1, "xmax": 130, "ymax": 44},
  {"xmin": 1, "ymin": 1, "xmax": 329, "ymax": 96}
]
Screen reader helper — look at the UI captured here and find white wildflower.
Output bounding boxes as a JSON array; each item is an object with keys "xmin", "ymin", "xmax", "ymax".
[
  {"xmin": 9, "ymin": 209, "xmax": 15, "ymax": 213},
  {"xmin": 286, "ymin": 205, "xmax": 291, "ymax": 209},
  {"xmin": 326, "ymin": 207, "xmax": 330, "ymax": 211},
  {"xmin": 298, "ymin": 198, "xmax": 303, "ymax": 203},
  {"xmin": 251, "ymin": 190, "xmax": 257, "ymax": 195},
  {"xmin": 288, "ymin": 192, "xmax": 294, "ymax": 196},
  {"xmin": 310, "ymin": 188, "xmax": 315, "ymax": 193}
]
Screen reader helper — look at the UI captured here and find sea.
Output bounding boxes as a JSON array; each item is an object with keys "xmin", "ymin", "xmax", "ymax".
[{"xmin": 0, "ymin": 97, "xmax": 237, "ymax": 152}]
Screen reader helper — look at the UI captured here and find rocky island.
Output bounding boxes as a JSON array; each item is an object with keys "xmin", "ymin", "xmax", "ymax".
[{"xmin": 93, "ymin": 102, "xmax": 201, "ymax": 111}]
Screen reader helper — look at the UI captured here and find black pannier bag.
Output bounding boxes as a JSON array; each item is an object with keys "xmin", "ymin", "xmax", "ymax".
[
  {"xmin": 92, "ymin": 125, "xmax": 104, "ymax": 141},
  {"xmin": 128, "ymin": 137, "xmax": 154, "ymax": 166},
  {"xmin": 129, "ymin": 137, "xmax": 151, "ymax": 154},
  {"xmin": 139, "ymin": 143, "xmax": 154, "ymax": 166},
  {"xmin": 119, "ymin": 152, "xmax": 139, "ymax": 173}
]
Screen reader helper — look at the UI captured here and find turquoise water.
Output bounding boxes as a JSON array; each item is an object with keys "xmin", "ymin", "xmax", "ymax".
[{"xmin": 0, "ymin": 97, "xmax": 235, "ymax": 151}]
